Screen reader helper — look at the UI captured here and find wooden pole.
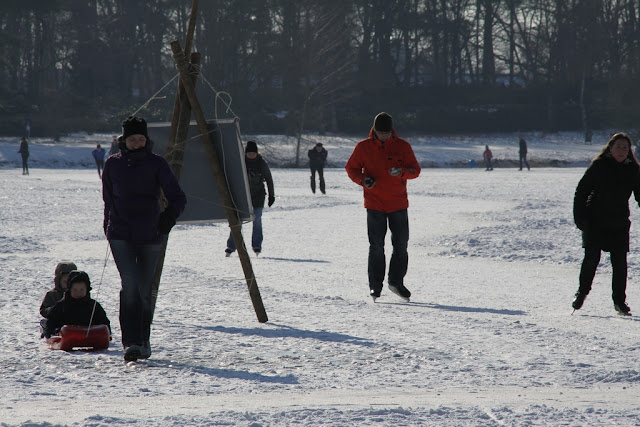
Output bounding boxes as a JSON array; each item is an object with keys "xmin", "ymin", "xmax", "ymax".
[
  {"xmin": 150, "ymin": 0, "xmax": 200, "ymax": 318},
  {"xmin": 150, "ymin": 52, "xmax": 201, "ymax": 318},
  {"xmin": 167, "ymin": 0, "xmax": 200, "ymax": 150},
  {"xmin": 170, "ymin": 39, "xmax": 269, "ymax": 323}
]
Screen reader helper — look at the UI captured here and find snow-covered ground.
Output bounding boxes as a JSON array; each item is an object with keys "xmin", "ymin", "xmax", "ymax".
[{"xmin": 2, "ymin": 130, "xmax": 640, "ymax": 426}]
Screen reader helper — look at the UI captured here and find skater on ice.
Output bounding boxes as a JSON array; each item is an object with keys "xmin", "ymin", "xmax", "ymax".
[
  {"xmin": 572, "ymin": 132, "xmax": 640, "ymax": 316},
  {"xmin": 225, "ymin": 140, "xmax": 275, "ymax": 256},
  {"xmin": 92, "ymin": 144, "xmax": 106, "ymax": 178},
  {"xmin": 483, "ymin": 145, "xmax": 493, "ymax": 171},
  {"xmin": 109, "ymin": 136, "xmax": 119, "ymax": 156},
  {"xmin": 345, "ymin": 112, "xmax": 420, "ymax": 302},
  {"xmin": 308, "ymin": 142, "xmax": 328, "ymax": 194},
  {"xmin": 18, "ymin": 136, "xmax": 29, "ymax": 175},
  {"xmin": 102, "ymin": 116, "xmax": 186, "ymax": 361},
  {"xmin": 518, "ymin": 137, "xmax": 530, "ymax": 171}
]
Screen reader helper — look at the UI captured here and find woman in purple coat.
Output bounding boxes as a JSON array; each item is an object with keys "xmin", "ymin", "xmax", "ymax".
[{"xmin": 102, "ymin": 116, "xmax": 186, "ymax": 361}]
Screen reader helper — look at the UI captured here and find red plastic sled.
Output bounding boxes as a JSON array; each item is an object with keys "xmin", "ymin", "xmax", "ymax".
[{"xmin": 46, "ymin": 325, "xmax": 110, "ymax": 351}]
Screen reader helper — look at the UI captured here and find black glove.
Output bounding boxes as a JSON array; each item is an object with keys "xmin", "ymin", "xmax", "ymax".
[
  {"xmin": 363, "ymin": 176, "xmax": 376, "ymax": 189},
  {"xmin": 268, "ymin": 195, "xmax": 275, "ymax": 207},
  {"xmin": 158, "ymin": 207, "xmax": 178, "ymax": 235},
  {"xmin": 103, "ymin": 218, "xmax": 108, "ymax": 235}
]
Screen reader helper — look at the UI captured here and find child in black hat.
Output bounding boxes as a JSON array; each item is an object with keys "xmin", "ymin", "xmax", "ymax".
[{"xmin": 43, "ymin": 271, "xmax": 111, "ymax": 339}]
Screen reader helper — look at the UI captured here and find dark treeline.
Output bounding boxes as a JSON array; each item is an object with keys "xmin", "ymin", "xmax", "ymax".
[{"xmin": 2, "ymin": 0, "xmax": 640, "ymax": 137}]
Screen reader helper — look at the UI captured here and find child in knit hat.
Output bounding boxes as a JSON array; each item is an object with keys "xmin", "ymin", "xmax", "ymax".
[
  {"xmin": 43, "ymin": 270, "xmax": 111, "ymax": 339},
  {"xmin": 40, "ymin": 262, "xmax": 78, "ymax": 318}
]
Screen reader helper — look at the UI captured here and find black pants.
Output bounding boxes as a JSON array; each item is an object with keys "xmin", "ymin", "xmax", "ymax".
[
  {"xmin": 310, "ymin": 166, "xmax": 325, "ymax": 194},
  {"xmin": 367, "ymin": 209, "xmax": 409, "ymax": 292},
  {"xmin": 95, "ymin": 159, "xmax": 104, "ymax": 177},
  {"xmin": 519, "ymin": 154, "xmax": 530, "ymax": 170},
  {"xmin": 578, "ymin": 247, "xmax": 627, "ymax": 304},
  {"xmin": 21, "ymin": 155, "xmax": 29, "ymax": 174}
]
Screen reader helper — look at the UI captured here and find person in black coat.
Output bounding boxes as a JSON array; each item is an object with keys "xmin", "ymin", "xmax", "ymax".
[
  {"xmin": 226, "ymin": 140, "xmax": 275, "ymax": 255},
  {"xmin": 572, "ymin": 132, "xmax": 640, "ymax": 315},
  {"xmin": 44, "ymin": 271, "xmax": 111, "ymax": 338},
  {"xmin": 518, "ymin": 137, "xmax": 530, "ymax": 171},
  {"xmin": 18, "ymin": 137, "xmax": 29, "ymax": 175},
  {"xmin": 308, "ymin": 142, "xmax": 328, "ymax": 194}
]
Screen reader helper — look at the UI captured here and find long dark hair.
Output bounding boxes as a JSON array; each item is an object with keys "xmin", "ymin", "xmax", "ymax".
[{"xmin": 594, "ymin": 132, "xmax": 638, "ymax": 165}]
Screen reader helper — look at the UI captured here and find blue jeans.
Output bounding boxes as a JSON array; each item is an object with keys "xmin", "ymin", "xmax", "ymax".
[
  {"xmin": 367, "ymin": 209, "xmax": 409, "ymax": 292},
  {"xmin": 227, "ymin": 207, "xmax": 263, "ymax": 251},
  {"xmin": 109, "ymin": 240, "xmax": 163, "ymax": 347}
]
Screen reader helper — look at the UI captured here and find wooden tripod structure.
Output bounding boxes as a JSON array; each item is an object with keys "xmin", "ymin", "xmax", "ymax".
[{"xmin": 150, "ymin": 0, "xmax": 268, "ymax": 323}]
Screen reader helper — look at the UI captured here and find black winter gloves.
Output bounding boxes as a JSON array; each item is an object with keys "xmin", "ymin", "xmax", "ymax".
[
  {"xmin": 158, "ymin": 207, "xmax": 178, "ymax": 235},
  {"xmin": 268, "ymin": 195, "xmax": 275, "ymax": 207},
  {"xmin": 363, "ymin": 176, "xmax": 376, "ymax": 189}
]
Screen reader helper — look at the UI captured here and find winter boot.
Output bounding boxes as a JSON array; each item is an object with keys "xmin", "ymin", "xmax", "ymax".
[
  {"xmin": 124, "ymin": 344, "xmax": 142, "ymax": 362},
  {"xmin": 370, "ymin": 288, "xmax": 381, "ymax": 302},
  {"xmin": 140, "ymin": 341, "xmax": 152, "ymax": 359}
]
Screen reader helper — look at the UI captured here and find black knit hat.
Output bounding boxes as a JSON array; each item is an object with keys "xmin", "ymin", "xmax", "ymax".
[
  {"xmin": 373, "ymin": 112, "xmax": 393, "ymax": 132},
  {"xmin": 246, "ymin": 140, "xmax": 258, "ymax": 153},
  {"xmin": 67, "ymin": 270, "xmax": 92, "ymax": 293},
  {"xmin": 121, "ymin": 116, "xmax": 149, "ymax": 140}
]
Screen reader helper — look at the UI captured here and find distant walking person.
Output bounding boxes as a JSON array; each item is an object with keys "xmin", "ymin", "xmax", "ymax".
[
  {"xmin": 18, "ymin": 137, "xmax": 29, "ymax": 175},
  {"xmin": 519, "ymin": 137, "xmax": 530, "ymax": 171},
  {"xmin": 92, "ymin": 144, "xmax": 106, "ymax": 178},
  {"xmin": 225, "ymin": 140, "xmax": 275, "ymax": 256},
  {"xmin": 109, "ymin": 137, "xmax": 119, "ymax": 156},
  {"xmin": 345, "ymin": 112, "xmax": 421, "ymax": 302},
  {"xmin": 308, "ymin": 142, "xmax": 328, "ymax": 194},
  {"xmin": 483, "ymin": 145, "xmax": 493, "ymax": 171},
  {"xmin": 572, "ymin": 132, "xmax": 640, "ymax": 316}
]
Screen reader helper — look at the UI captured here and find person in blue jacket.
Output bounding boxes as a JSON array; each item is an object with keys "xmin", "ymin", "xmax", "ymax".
[
  {"xmin": 92, "ymin": 144, "xmax": 106, "ymax": 178},
  {"xmin": 102, "ymin": 116, "xmax": 187, "ymax": 361}
]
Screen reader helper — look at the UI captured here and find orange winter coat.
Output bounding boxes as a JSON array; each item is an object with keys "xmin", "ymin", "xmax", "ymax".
[{"xmin": 345, "ymin": 128, "xmax": 421, "ymax": 213}]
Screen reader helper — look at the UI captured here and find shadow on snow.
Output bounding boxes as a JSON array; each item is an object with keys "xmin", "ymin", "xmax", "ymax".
[
  {"xmin": 375, "ymin": 300, "xmax": 526, "ymax": 316},
  {"xmin": 204, "ymin": 322, "xmax": 374, "ymax": 347}
]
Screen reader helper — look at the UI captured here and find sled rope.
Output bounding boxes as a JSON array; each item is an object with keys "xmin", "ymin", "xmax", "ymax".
[{"xmin": 86, "ymin": 242, "xmax": 111, "ymax": 336}]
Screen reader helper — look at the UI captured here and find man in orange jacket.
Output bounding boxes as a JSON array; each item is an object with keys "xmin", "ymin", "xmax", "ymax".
[{"xmin": 345, "ymin": 112, "xmax": 421, "ymax": 302}]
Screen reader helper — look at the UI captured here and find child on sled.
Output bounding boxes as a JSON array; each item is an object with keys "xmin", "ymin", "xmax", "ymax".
[
  {"xmin": 43, "ymin": 270, "xmax": 111, "ymax": 339},
  {"xmin": 40, "ymin": 262, "xmax": 77, "ymax": 318},
  {"xmin": 39, "ymin": 262, "xmax": 77, "ymax": 337}
]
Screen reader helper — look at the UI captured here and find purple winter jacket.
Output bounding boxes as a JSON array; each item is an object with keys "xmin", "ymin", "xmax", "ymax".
[{"xmin": 102, "ymin": 140, "xmax": 186, "ymax": 244}]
